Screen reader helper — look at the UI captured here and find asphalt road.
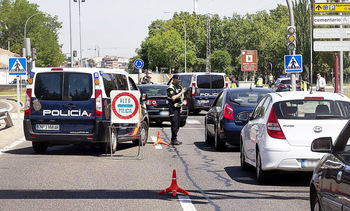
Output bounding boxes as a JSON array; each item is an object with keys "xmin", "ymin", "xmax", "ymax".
[{"xmin": 0, "ymin": 112, "xmax": 310, "ymax": 211}]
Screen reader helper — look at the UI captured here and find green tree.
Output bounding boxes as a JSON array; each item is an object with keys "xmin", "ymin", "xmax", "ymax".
[
  {"xmin": 210, "ymin": 50, "xmax": 232, "ymax": 74},
  {"xmin": 0, "ymin": 0, "xmax": 64, "ymax": 67}
]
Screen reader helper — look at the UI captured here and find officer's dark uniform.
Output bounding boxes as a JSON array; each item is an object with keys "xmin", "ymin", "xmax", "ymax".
[{"xmin": 167, "ymin": 75, "xmax": 184, "ymax": 145}]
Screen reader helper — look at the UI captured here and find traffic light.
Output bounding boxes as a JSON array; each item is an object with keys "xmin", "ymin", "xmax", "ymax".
[
  {"xmin": 73, "ymin": 50, "xmax": 77, "ymax": 57},
  {"xmin": 287, "ymin": 26, "xmax": 296, "ymax": 52}
]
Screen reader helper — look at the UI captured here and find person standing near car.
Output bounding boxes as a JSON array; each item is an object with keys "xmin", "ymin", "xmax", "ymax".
[
  {"xmin": 167, "ymin": 75, "xmax": 186, "ymax": 145},
  {"xmin": 316, "ymin": 73, "xmax": 326, "ymax": 92},
  {"xmin": 230, "ymin": 75, "xmax": 239, "ymax": 88}
]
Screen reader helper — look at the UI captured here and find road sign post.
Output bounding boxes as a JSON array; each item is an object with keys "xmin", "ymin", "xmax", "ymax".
[
  {"xmin": 134, "ymin": 59, "xmax": 144, "ymax": 84},
  {"xmin": 9, "ymin": 57, "xmax": 27, "ymax": 124}
]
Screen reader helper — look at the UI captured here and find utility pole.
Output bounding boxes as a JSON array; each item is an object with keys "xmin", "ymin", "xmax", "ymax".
[
  {"xmin": 69, "ymin": 0, "xmax": 73, "ymax": 67},
  {"xmin": 194, "ymin": 0, "xmax": 198, "ymax": 13},
  {"xmin": 206, "ymin": 13, "xmax": 211, "ymax": 73}
]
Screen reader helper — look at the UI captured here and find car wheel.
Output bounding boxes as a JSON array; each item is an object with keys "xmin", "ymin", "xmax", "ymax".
[
  {"xmin": 107, "ymin": 128, "xmax": 117, "ymax": 154},
  {"xmin": 310, "ymin": 188, "xmax": 321, "ymax": 211},
  {"xmin": 180, "ymin": 120, "xmax": 186, "ymax": 127},
  {"xmin": 256, "ymin": 151, "xmax": 267, "ymax": 183},
  {"xmin": 214, "ymin": 125, "xmax": 225, "ymax": 150},
  {"xmin": 240, "ymin": 139, "xmax": 248, "ymax": 171},
  {"xmin": 133, "ymin": 121, "xmax": 148, "ymax": 146},
  {"xmin": 205, "ymin": 121, "xmax": 213, "ymax": 144},
  {"xmin": 32, "ymin": 142, "xmax": 48, "ymax": 154}
]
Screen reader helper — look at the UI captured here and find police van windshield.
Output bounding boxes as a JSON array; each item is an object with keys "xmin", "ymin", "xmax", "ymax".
[
  {"xmin": 34, "ymin": 72, "xmax": 92, "ymax": 101},
  {"xmin": 197, "ymin": 75, "xmax": 224, "ymax": 89}
]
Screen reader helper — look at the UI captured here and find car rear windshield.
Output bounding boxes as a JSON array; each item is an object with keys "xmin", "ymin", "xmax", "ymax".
[
  {"xmin": 229, "ymin": 90, "xmax": 272, "ymax": 107},
  {"xmin": 179, "ymin": 75, "xmax": 192, "ymax": 87},
  {"xmin": 35, "ymin": 72, "xmax": 92, "ymax": 101},
  {"xmin": 139, "ymin": 86, "xmax": 167, "ymax": 97},
  {"xmin": 274, "ymin": 100, "xmax": 350, "ymax": 119},
  {"xmin": 197, "ymin": 75, "xmax": 224, "ymax": 89}
]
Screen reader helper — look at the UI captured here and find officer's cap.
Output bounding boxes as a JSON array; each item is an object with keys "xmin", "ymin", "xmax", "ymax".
[{"xmin": 173, "ymin": 75, "xmax": 181, "ymax": 81}]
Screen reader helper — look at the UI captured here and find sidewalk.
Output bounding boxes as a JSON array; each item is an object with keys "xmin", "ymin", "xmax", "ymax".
[{"xmin": 0, "ymin": 111, "xmax": 25, "ymax": 150}]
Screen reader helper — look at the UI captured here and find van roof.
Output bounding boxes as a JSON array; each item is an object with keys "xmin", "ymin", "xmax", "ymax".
[
  {"xmin": 31, "ymin": 67, "xmax": 128, "ymax": 75},
  {"xmin": 175, "ymin": 72, "xmax": 226, "ymax": 76}
]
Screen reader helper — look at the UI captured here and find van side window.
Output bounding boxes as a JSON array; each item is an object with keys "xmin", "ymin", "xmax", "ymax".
[
  {"xmin": 128, "ymin": 77, "xmax": 137, "ymax": 90},
  {"xmin": 103, "ymin": 73, "xmax": 128, "ymax": 97},
  {"xmin": 66, "ymin": 73, "xmax": 92, "ymax": 101},
  {"xmin": 35, "ymin": 72, "xmax": 63, "ymax": 101}
]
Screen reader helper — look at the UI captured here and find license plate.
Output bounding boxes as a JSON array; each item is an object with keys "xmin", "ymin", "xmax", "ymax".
[
  {"xmin": 301, "ymin": 159, "xmax": 319, "ymax": 168},
  {"xmin": 198, "ymin": 100, "xmax": 209, "ymax": 104},
  {"xmin": 159, "ymin": 111, "xmax": 169, "ymax": 116},
  {"xmin": 36, "ymin": 124, "xmax": 60, "ymax": 131}
]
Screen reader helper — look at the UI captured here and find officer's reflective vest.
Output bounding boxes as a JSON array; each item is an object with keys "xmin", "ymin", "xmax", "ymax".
[
  {"xmin": 301, "ymin": 81, "xmax": 307, "ymax": 91},
  {"xmin": 256, "ymin": 78, "xmax": 263, "ymax": 86},
  {"xmin": 168, "ymin": 84, "xmax": 184, "ymax": 108},
  {"xmin": 231, "ymin": 82, "xmax": 237, "ymax": 88},
  {"xmin": 268, "ymin": 75, "xmax": 274, "ymax": 82}
]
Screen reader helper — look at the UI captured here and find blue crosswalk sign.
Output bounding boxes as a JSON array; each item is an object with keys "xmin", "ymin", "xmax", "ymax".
[
  {"xmin": 284, "ymin": 55, "xmax": 302, "ymax": 73},
  {"xmin": 9, "ymin": 58, "xmax": 27, "ymax": 75}
]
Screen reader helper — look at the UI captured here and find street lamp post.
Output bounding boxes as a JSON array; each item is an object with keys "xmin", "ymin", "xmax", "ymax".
[
  {"xmin": 69, "ymin": 0, "xmax": 73, "ymax": 67},
  {"xmin": 74, "ymin": 0, "xmax": 85, "ymax": 67}
]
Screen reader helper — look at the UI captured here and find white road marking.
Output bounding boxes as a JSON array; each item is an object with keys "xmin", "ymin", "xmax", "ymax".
[
  {"xmin": 0, "ymin": 137, "xmax": 25, "ymax": 155},
  {"xmin": 186, "ymin": 119, "xmax": 201, "ymax": 125},
  {"xmin": 151, "ymin": 136, "xmax": 162, "ymax": 149},
  {"xmin": 178, "ymin": 195, "xmax": 197, "ymax": 211}
]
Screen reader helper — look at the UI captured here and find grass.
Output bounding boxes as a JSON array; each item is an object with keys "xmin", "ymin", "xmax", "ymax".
[{"xmin": 0, "ymin": 91, "xmax": 26, "ymax": 112}]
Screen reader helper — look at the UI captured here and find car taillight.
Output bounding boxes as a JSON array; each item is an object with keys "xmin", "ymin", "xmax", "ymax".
[
  {"xmin": 183, "ymin": 99, "xmax": 188, "ymax": 106},
  {"xmin": 51, "ymin": 68, "xmax": 63, "ymax": 71},
  {"xmin": 146, "ymin": 100, "xmax": 151, "ymax": 106},
  {"xmin": 24, "ymin": 89, "xmax": 32, "ymax": 116},
  {"xmin": 278, "ymin": 84, "xmax": 284, "ymax": 89},
  {"xmin": 95, "ymin": 89, "xmax": 103, "ymax": 117},
  {"xmin": 304, "ymin": 97, "xmax": 324, "ymax": 100},
  {"xmin": 267, "ymin": 107, "xmax": 286, "ymax": 139},
  {"xmin": 191, "ymin": 83, "xmax": 196, "ymax": 96},
  {"xmin": 223, "ymin": 103, "xmax": 234, "ymax": 120},
  {"xmin": 152, "ymin": 100, "xmax": 157, "ymax": 106}
]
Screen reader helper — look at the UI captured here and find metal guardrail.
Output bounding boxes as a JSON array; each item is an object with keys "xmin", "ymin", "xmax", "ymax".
[{"xmin": 0, "ymin": 108, "xmax": 13, "ymax": 128}]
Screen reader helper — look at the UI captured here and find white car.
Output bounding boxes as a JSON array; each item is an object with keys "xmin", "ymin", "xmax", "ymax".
[{"xmin": 240, "ymin": 91, "xmax": 350, "ymax": 183}]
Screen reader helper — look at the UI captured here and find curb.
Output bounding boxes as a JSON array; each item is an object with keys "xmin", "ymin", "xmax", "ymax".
[{"xmin": 6, "ymin": 98, "xmax": 23, "ymax": 107}]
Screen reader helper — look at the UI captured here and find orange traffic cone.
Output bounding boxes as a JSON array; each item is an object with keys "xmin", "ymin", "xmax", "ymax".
[
  {"xmin": 158, "ymin": 169, "xmax": 189, "ymax": 197},
  {"xmin": 153, "ymin": 131, "xmax": 169, "ymax": 146}
]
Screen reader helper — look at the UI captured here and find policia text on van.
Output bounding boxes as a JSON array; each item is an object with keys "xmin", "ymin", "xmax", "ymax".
[{"xmin": 23, "ymin": 68, "xmax": 149, "ymax": 154}]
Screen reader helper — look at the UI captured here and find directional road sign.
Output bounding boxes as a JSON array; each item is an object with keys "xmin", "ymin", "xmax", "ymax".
[
  {"xmin": 315, "ymin": 3, "xmax": 350, "ymax": 12},
  {"xmin": 313, "ymin": 15, "xmax": 350, "ymax": 26},
  {"xmin": 284, "ymin": 55, "xmax": 302, "ymax": 73},
  {"xmin": 314, "ymin": 28, "xmax": 350, "ymax": 39},
  {"xmin": 134, "ymin": 59, "xmax": 144, "ymax": 69},
  {"xmin": 9, "ymin": 58, "xmax": 26, "ymax": 75},
  {"xmin": 241, "ymin": 50, "xmax": 257, "ymax": 71},
  {"xmin": 314, "ymin": 41, "xmax": 350, "ymax": 51}
]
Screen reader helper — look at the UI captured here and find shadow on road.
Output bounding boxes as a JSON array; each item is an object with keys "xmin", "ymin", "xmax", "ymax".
[
  {"xmin": 224, "ymin": 166, "xmax": 311, "ymax": 187},
  {"xmin": 194, "ymin": 141, "xmax": 239, "ymax": 153},
  {"xmin": 3, "ymin": 142, "xmax": 142, "ymax": 157}
]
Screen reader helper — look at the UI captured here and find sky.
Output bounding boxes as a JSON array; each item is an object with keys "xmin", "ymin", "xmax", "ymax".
[{"xmin": 27, "ymin": 0, "xmax": 287, "ymax": 59}]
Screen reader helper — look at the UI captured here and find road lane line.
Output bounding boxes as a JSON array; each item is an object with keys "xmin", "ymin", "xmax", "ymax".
[
  {"xmin": 149, "ymin": 128, "xmax": 204, "ymax": 130},
  {"xmin": 186, "ymin": 119, "xmax": 201, "ymax": 125},
  {"xmin": 178, "ymin": 195, "xmax": 197, "ymax": 211},
  {"xmin": 0, "ymin": 137, "xmax": 25, "ymax": 155},
  {"xmin": 151, "ymin": 136, "xmax": 162, "ymax": 149}
]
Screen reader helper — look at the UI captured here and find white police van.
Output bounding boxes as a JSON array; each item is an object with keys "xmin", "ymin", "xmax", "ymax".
[{"xmin": 23, "ymin": 67, "xmax": 149, "ymax": 154}]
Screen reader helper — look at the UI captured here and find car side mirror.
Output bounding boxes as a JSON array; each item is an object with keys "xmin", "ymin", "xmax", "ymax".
[
  {"xmin": 141, "ymin": 93, "xmax": 148, "ymax": 102},
  {"xmin": 311, "ymin": 137, "xmax": 333, "ymax": 153}
]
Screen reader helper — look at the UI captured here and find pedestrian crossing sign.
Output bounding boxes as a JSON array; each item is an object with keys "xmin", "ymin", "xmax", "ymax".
[
  {"xmin": 9, "ymin": 57, "xmax": 27, "ymax": 75},
  {"xmin": 284, "ymin": 55, "xmax": 302, "ymax": 73}
]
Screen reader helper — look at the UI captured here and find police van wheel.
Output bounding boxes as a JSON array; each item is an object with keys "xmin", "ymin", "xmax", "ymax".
[
  {"xmin": 32, "ymin": 142, "xmax": 48, "ymax": 154},
  {"xmin": 133, "ymin": 121, "xmax": 148, "ymax": 146},
  {"xmin": 107, "ymin": 128, "xmax": 117, "ymax": 154}
]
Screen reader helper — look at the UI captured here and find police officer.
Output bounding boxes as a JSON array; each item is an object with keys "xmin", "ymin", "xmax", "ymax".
[
  {"xmin": 255, "ymin": 75, "xmax": 264, "ymax": 87},
  {"xmin": 167, "ymin": 75, "xmax": 186, "ymax": 145},
  {"xmin": 230, "ymin": 76, "xmax": 239, "ymax": 88}
]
